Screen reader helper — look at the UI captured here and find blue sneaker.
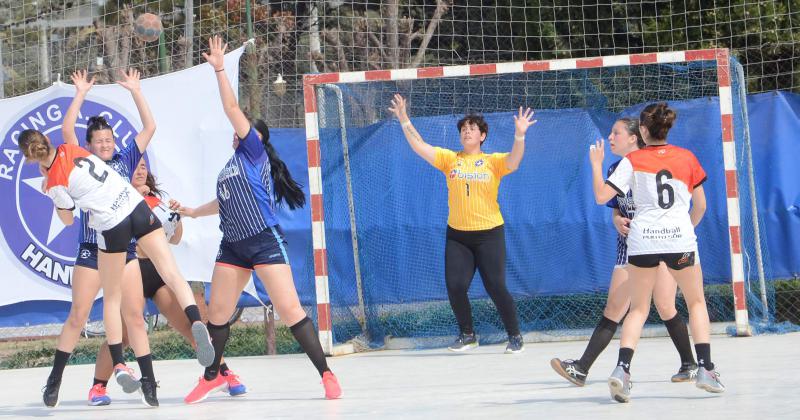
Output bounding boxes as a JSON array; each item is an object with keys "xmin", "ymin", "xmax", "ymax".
[
  {"xmin": 223, "ymin": 370, "xmax": 247, "ymax": 396},
  {"xmin": 88, "ymin": 383, "xmax": 111, "ymax": 406}
]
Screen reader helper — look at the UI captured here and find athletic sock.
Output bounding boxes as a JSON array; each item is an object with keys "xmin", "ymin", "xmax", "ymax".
[
  {"xmin": 663, "ymin": 314, "xmax": 696, "ymax": 365},
  {"xmin": 183, "ymin": 305, "xmax": 201, "ymax": 324},
  {"xmin": 617, "ymin": 347, "xmax": 634, "ymax": 374},
  {"xmin": 219, "ymin": 363, "xmax": 230, "ymax": 375},
  {"xmin": 93, "ymin": 378, "xmax": 109, "ymax": 387},
  {"xmin": 136, "ymin": 354, "xmax": 156, "ymax": 382},
  {"xmin": 577, "ymin": 316, "xmax": 618, "ymax": 372},
  {"xmin": 695, "ymin": 343, "xmax": 714, "ymax": 370},
  {"xmin": 108, "ymin": 343, "xmax": 125, "ymax": 366},
  {"xmin": 203, "ymin": 322, "xmax": 230, "ymax": 380},
  {"xmin": 290, "ymin": 317, "xmax": 330, "ymax": 377},
  {"xmin": 49, "ymin": 350, "xmax": 71, "ymax": 382}
]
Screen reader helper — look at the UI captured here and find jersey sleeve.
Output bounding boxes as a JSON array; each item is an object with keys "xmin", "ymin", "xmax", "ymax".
[
  {"xmin": 47, "ymin": 186, "xmax": 76, "ymax": 210},
  {"xmin": 432, "ymin": 147, "xmax": 457, "ymax": 173},
  {"xmin": 488, "ymin": 153, "xmax": 512, "ymax": 178},
  {"xmin": 117, "ymin": 139, "xmax": 144, "ymax": 180},
  {"xmin": 605, "ymin": 161, "xmax": 621, "ymax": 208},
  {"xmin": 690, "ymin": 153, "xmax": 707, "ymax": 189},
  {"xmin": 237, "ymin": 127, "xmax": 268, "ymax": 164},
  {"xmin": 605, "ymin": 157, "xmax": 633, "ymax": 196}
]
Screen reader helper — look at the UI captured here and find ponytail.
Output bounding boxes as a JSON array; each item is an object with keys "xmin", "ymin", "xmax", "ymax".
[
  {"xmin": 19, "ymin": 130, "xmax": 52, "ymax": 161},
  {"xmin": 252, "ymin": 119, "xmax": 306, "ymax": 210}
]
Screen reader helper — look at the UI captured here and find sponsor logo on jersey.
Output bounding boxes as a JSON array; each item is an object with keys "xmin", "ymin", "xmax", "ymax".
[
  {"xmin": 449, "ymin": 169, "xmax": 489, "ymax": 181},
  {"xmin": 0, "ymin": 98, "xmax": 138, "ymax": 288},
  {"xmin": 474, "ymin": 159, "xmax": 484, "ymax": 167}
]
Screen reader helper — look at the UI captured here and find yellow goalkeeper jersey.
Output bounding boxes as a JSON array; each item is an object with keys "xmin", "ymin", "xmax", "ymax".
[{"xmin": 432, "ymin": 147, "xmax": 512, "ymax": 231}]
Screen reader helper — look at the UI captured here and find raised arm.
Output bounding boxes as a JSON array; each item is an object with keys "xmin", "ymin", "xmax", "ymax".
[
  {"xmin": 178, "ymin": 198, "xmax": 220, "ymax": 219},
  {"xmin": 506, "ymin": 107, "xmax": 536, "ymax": 172},
  {"xmin": 62, "ymin": 70, "xmax": 95, "ymax": 145},
  {"xmin": 203, "ymin": 36, "xmax": 250, "ymax": 138},
  {"xmin": 388, "ymin": 94, "xmax": 436, "ymax": 165},
  {"xmin": 589, "ymin": 139, "xmax": 619, "ymax": 204},
  {"xmin": 117, "ymin": 68, "xmax": 156, "ymax": 152},
  {"xmin": 690, "ymin": 185, "xmax": 707, "ymax": 227}
]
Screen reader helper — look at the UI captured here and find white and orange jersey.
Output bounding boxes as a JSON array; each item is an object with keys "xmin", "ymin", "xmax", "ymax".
[
  {"xmin": 45, "ymin": 143, "xmax": 144, "ymax": 232},
  {"xmin": 606, "ymin": 144, "xmax": 707, "ymax": 255},
  {"xmin": 144, "ymin": 195, "xmax": 180, "ymax": 241}
]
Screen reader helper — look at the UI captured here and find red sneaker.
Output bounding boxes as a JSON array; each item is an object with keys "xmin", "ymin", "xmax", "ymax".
[
  {"xmin": 87, "ymin": 383, "xmax": 111, "ymax": 406},
  {"xmin": 184, "ymin": 374, "xmax": 227, "ymax": 404},
  {"xmin": 322, "ymin": 371, "xmax": 342, "ymax": 399},
  {"xmin": 223, "ymin": 370, "xmax": 247, "ymax": 396}
]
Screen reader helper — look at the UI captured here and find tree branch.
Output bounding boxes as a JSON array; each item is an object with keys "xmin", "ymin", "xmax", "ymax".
[{"xmin": 411, "ymin": 0, "xmax": 451, "ymax": 68}]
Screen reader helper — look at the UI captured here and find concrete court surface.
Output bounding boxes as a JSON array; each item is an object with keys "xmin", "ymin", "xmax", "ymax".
[{"xmin": 0, "ymin": 333, "xmax": 798, "ymax": 419}]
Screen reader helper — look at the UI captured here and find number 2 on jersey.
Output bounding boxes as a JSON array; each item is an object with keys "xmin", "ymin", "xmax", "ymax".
[
  {"xmin": 73, "ymin": 157, "xmax": 109, "ymax": 183},
  {"xmin": 655, "ymin": 169, "xmax": 675, "ymax": 209}
]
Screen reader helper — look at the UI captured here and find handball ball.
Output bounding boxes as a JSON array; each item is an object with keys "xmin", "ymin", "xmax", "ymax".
[{"xmin": 134, "ymin": 13, "xmax": 163, "ymax": 42}]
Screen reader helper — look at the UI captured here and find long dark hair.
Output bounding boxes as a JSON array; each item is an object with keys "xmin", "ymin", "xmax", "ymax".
[
  {"xmin": 86, "ymin": 115, "xmax": 113, "ymax": 143},
  {"xmin": 144, "ymin": 170, "xmax": 163, "ymax": 198},
  {"xmin": 251, "ymin": 119, "xmax": 306, "ymax": 209}
]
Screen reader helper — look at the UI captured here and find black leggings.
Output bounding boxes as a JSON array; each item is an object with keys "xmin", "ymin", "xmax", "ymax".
[{"xmin": 445, "ymin": 225, "xmax": 520, "ymax": 336}]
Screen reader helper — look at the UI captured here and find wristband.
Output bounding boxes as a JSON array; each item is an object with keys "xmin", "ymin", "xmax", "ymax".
[
  {"xmin": 215, "ymin": 68, "xmax": 225, "ymax": 73},
  {"xmin": 401, "ymin": 121, "xmax": 412, "ymax": 128},
  {"xmin": 514, "ymin": 135, "xmax": 525, "ymax": 142}
]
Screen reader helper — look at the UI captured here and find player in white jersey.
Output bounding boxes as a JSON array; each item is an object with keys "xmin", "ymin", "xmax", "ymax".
[
  {"xmin": 90, "ymin": 160, "xmax": 247, "ymax": 400},
  {"xmin": 589, "ymin": 103, "xmax": 724, "ymax": 403},
  {"xmin": 551, "ymin": 118, "xmax": 697, "ymax": 387}
]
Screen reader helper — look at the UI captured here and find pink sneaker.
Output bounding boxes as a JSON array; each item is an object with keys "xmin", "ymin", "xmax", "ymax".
[
  {"xmin": 184, "ymin": 375, "xmax": 227, "ymax": 404},
  {"xmin": 114, "ymin": 363, "xmax": 140, "ymax": 394},
  {"xmin": 223, "ymin": 370, "xmax": 247, "ymax": 396},
  {"xmin": 322, "ymin": 371, "xmax": 342, "ymax": 399},
  {"xmin": 87, "ymin": 383, "xmax": 111, "ymax": 406}
]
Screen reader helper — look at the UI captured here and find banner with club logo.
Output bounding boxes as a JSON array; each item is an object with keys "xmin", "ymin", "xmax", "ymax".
[{"xmin": 0, "ymin": 46, "xmax": 246, "ymax": 307}]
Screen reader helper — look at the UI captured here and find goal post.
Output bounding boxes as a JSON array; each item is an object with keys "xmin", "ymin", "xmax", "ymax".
[{"xmin": 304, "ymin": 48, "xmax": 762, "ymax": 354}]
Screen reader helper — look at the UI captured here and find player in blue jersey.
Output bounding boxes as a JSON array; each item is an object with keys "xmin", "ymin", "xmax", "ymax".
[
  {"xmin": 42, "ymin": 70, "xmax": 212, "ymax": 409},
  {"xmin": 550, "ymin": 118, "xmax": 697, "ymax": 386},
  {"xmin": 179, "ymin": 36, "xmax": 341, "ymax": 404}
]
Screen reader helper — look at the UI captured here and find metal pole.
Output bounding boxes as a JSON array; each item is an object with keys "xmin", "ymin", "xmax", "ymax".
[
  {"xmin": 158, "ymin": 31, "xmax": 169, "ymax": 73},
  {"xmin": 320, "ymin": 83, "xmax": 369, "ymax": 339},
  {"xmin": 309, "ymin": 1, "xmax": 321, "ymax": 73},
  {"xmin": 734, "ymin": 61, "xmax": 769, "ymax": 321},
  {"xmin": 245, "ymin": 0, "xmax": 253, "ymax": 40},
  {"xmin": 0, "ymin": 38, "xmax": 5, "ymax": 98},
  {"xmin": 38, "ymin": 21, "xmax": 50, "ymax": 86},
  {"xmin": 184, "ymin": 0, "xmax": 194, "ymax": 69}
]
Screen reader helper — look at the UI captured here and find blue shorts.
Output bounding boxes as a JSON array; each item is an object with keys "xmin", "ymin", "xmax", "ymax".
[
  {"xmin": 75, "ymin": 243, "xmax": 137, "ymax": 270},
  {"xmin": 215, "ymin": 226, "xmax": 290, "ymax": 271}
]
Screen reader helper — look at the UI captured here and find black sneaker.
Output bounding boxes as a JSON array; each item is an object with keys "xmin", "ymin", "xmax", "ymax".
[
  {"xmin": 42, "ymin": 376, "xmax": 61, "ymax": 408},
  {"xmin": 447, "ymin": 333, "xmax": 478, "ymax": 352},
  {"xmin": 505, "ymin": 335, "xmax": 525, "ymax": 354},
  {"xmin": 671, "ymin": 362, "xmax": 699, "ymax": 383},
  {"xmin": 550, "ymin": 358, "xmax": 588, "ymax": 387},
  {"xmin": 139, "ymin": 380, "xmax": 159, "ymax": 407}
]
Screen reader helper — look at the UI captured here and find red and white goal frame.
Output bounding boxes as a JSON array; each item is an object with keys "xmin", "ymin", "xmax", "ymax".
[{"xmin": 303, "ymin": 48, "xmax": 751, "ymax": 354}]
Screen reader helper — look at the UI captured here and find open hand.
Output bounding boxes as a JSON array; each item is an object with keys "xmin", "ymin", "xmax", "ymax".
[
  {"xmin": 513, "ymin": 107, "xmax": 537, "ymax": 136},
  {"xmin": 71, "ymin": 70, "xmax": 95, "ymax": 93},
  {"xmin": 116, "ymin": 68, "xmax": 141, "ymax": 91},
  {"xmin": 202, "ymin": 35, "xmax": 228, "ymax": 71}
]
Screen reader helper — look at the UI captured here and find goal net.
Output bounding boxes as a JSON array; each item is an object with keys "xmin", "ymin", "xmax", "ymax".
[{"xmin": 303, "ymin": 50, "xmax": 771, "ymax": 351}]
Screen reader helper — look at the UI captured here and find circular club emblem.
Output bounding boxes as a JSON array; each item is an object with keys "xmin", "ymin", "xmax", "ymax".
[{"xmin": 0, "ymin": 97, "xmax": 140, "ymax": 289}]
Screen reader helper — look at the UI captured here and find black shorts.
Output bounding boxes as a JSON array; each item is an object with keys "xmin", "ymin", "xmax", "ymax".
[
  {"xmin": 628, "ymin": 252, "xmax": 696, "ymax": 271},
  {"xmin": 97, "ymin": 200, "xmax": 162, "ymax": 253},
  {"xmin": 75, "ymin": 243, "xmax": 137, "ymax": 269},
  {"xmin": 139, "ymin": 258, "xmax": 166, "ymax": 299},
  {"xmin": 216, "ymin": 226, "xmax": 289, "ymax": 270}
]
